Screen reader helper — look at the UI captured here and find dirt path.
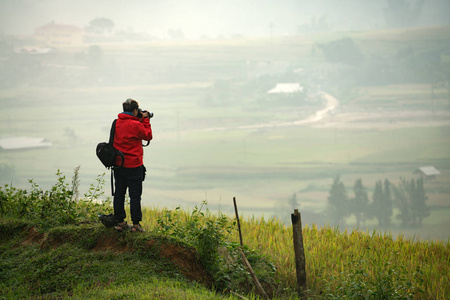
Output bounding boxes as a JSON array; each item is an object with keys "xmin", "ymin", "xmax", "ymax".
[
  {"xmin": 198, "ymin": 92, "xmax": 450, "ymax": 132},
  {"xmin": 199, "ymin": 91, "xmax": 338, "ymax": 132}
]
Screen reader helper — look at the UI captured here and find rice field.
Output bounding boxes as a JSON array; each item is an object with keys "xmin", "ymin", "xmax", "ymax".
[{"xmin": 140, "ymin": 207, "xmax": 450, "ymax": 299}]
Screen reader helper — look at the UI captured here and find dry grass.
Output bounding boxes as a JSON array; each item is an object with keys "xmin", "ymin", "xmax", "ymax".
[{"xmin": 140, "ymin": 207, "xmax": 449, "ymax": 299}]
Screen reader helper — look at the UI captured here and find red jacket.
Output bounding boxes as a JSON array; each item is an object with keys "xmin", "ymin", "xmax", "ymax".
[{"xmin": 113, "ymin": 113, "xmax": 152, "ymax": 168}]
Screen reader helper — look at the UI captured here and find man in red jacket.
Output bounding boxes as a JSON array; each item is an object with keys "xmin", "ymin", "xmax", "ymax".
[{"xmin": 113, "ymin": 98, "xmax": 152, "ymax": 232}]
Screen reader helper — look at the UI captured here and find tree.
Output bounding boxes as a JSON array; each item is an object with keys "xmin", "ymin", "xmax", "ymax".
[
  {"xmin": 327, "ymin": 176, "xmax": 349, "ymax": 225},
  {"xmin": 371, "ymin": 180, "xmax": 385, "ymax": 226},
  {"xmin": 396, "ymin": 177, "xmax": 430, "ymax": 228},
  {"xmin": 350, "ymin": 178, "xmax": 369, "ymax": 227},
  {"xmin": 370, "ymin": 179, "xmax": 393, "ymax": 227},
  {"xmin": 393, "ymin": 180, "xmax": 410, "ymax": 228},
  {"xmin": 410, "ymin": 177, "xmax": 430, "ymax": 227},
  {"xmin": 87, "ymin": 18, "xmax": 115, "ymax": 34},
  {"xmin": 317, "ymin": 38, "xmax": 364, "ymax": 66},
  {"xmin": 382, "ymin": 179, "xmax": 393, "ymax": 226}
]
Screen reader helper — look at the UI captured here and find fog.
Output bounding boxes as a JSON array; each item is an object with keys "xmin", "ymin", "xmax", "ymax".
[
  {"xmin": 1, "ymin": 0, "xmax": 450, "ymax": 241},
  {"xmin": 1, "ymin": 0, "xmax": 449, "ymax": 38}
]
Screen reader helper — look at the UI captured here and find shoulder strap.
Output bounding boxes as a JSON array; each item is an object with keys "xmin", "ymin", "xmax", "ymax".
[
  {"xmin": 109, "ymin": 119, "xmax": 125, "ymax": 170},
  {"xmin": 109, "ymin": 119, "xmax": 117, "ymax": 144},
  {"xmin": 108, "ymin": 119, "xmax": 121, "ymax": 196},
  {"xmin": 111, "ymin": 169, "xmax": 115, "ymax": 196}
]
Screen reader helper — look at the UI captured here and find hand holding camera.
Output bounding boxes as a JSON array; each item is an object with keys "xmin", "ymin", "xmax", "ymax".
[{"xmin": 137, "ymin": 108, "xmax": 154, "ymax": 119}]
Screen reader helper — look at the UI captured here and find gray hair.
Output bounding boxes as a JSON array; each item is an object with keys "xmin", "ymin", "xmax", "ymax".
[{"xmin": 123, "ymin": 98, "xmax": 139, "ymax": 112}]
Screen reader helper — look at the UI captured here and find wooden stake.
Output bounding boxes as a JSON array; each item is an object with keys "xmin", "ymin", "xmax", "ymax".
[
  {"xmin": 292, "ymin": 209, "xmax": 307, "ymax": 299},
  {"xmin": 233, "ymin": 197, "xmax": 243, "ymax": 246},
  {"xmin": 233, "ymin": 197, "xmax": 269, "ymax": 299},
  {"xmin": 239, "ymin": 247, "xmax": 269, "ymax": 299}
]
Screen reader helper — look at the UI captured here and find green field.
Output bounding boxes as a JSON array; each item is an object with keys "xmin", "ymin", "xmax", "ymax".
[{"xmin": 1, "ymin": 26, "xmax": 449, "ymax": 241}]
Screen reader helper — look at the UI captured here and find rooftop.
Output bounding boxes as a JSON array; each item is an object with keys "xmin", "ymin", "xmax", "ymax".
[
  {"xmin": 268, "ymin": 83, "xmax": 304, "ymax": 94},
  {"xmin": 0, "ymin": 137, "xmax": 52, "ymax": 151},
  {"xmin": 414, "ymin": 166, "xmax": 441, "ymax": 176}
]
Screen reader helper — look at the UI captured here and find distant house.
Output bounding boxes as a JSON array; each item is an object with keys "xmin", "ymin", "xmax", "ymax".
[
  {"xmin": 34, "ymin": 22, "xmax": 83, "ymax": 47},
  {"xmin": 14, "ymin": 46, "xmax": 53, "ymax": 54},
  {"xmin": 414, "ymin": 166, "xmax": 441, "ymax": 180},
  {"xmin": 268, "ymin": 83, "xmax": 304, "ymax": 94},
  {"xmin": 0, "ymin": 137, "xmax": 52, "ymax": 151}
]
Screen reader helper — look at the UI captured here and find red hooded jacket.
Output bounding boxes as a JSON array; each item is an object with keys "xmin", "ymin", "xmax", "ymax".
[{"xmin": 113, "ymin": 113, "xmax": 152, "ymax": 168}]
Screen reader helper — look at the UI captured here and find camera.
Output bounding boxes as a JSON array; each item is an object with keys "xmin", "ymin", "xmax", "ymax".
[{"xmin": 137, "ymin": 108, "xmax": 154, "ymax": 118}]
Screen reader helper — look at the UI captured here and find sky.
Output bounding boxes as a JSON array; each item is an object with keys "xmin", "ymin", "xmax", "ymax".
[{"xmin": 0, "ymin": 0, "xmax": 449, "ymax": 39}]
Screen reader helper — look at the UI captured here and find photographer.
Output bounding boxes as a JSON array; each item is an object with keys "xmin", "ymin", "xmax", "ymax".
[{"xmin": 113, "ymin": 98, "xmax": 153, "ymax": 232}]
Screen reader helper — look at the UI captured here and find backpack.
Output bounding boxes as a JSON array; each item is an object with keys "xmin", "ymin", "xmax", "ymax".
[{"xmin": 96, "ymin": 119, "xmax": 124, "ymax": 195}]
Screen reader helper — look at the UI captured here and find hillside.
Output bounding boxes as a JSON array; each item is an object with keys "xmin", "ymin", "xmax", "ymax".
[
  {"xmin": 0, "ymin": 221, "xmax": 225, "ymax": 299},
  {"xmin": 1, "ymin": 171, "xmax": 450, "ymax": 299},
  {"xmin": 1, "ymin": 210, "xmax": 449, "ymax": 299}
]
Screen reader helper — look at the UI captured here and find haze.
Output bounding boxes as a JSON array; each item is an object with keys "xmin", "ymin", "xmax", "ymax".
[
  {"xmin": 1, "ymin": 0, "xmax": 449, "ymax": 38},
  {"xmin": 1, "ymin": 0, "xmax": 449, "ymax": 241}
]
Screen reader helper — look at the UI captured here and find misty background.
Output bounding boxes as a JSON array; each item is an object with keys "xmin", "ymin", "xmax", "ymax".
[
  {"xmin": 1, "ymin": 0, "xmax": 450, "ymax": 241},
  {"xmin": 1, "ymin": 0, "xmax": 449, "ymax": 38}
]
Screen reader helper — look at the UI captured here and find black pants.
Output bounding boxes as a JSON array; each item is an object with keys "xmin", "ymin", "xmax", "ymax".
[{"xmin": 113, "ymin": 165, "xmax": 144, "ymax": 224}]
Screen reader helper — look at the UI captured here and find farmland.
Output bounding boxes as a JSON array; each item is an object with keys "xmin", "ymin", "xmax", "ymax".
[{"xmin": 1, "ymin": 26, "xmax": 450, "ymax": 241}]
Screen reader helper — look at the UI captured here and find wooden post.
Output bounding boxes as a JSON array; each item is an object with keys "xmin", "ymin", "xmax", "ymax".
[{"xmin": 292, "ymin": 209, "xmax": 307, "ymax": 298}]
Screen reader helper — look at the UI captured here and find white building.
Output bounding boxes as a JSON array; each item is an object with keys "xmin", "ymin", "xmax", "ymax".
[
  {"xmin": 414, "ymin": 166, "xmax": 441, "ymax": 180},
  {"xmin": 268, "ymin": 83, "xmax": 304, "ymax": 94},
  {"xmin": 0, "ymin": 137, "xmax": 52, "ymax": 151}
]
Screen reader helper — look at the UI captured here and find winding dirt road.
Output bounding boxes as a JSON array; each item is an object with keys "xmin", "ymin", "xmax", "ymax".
[{"xmin": 200, "ymin": 92, "xmax": 339, "ymax": 132}]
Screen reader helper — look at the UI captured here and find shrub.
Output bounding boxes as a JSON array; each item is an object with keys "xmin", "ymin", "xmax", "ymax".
[
  {"xmin": 155, "ymin": 201, "xmax": 233, "ymax": 274},
  {"xmin": 0, "ymin": 167, "xmax": 112, "ymax": 231},
  {"xmin": 154, "ymin": 201, "xmax": 277, "ymax": 294}
]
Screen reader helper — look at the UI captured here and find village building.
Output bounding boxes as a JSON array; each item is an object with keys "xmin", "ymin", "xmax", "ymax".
[
  {"xmin": 34, "ymin": 22, "xmax": 84, "ymax": 47},
  {"xmin": 267, "ymin": 83, "xmax": 304, "ymax": 94},
  {"xmin": 414, "ymin": 165, "xmax": 441, "ymax": 180},
  {"xmin": 13, "ymin": 47, "xmax": 53, "ymax": 54},
  {"xmin": 0, "ymin": 137, "xmax": 52, "ymax": 151}
]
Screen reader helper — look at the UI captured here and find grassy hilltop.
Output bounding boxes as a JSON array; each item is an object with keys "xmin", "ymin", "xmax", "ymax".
[{"xmin": 1, "ymin": 174, "xmax": 449, "ymax": 299}]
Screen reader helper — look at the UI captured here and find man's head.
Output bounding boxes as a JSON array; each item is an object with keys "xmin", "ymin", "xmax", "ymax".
[{"xmin": 123, "ymin": 98, "xmax": 139, "ymax": 113}]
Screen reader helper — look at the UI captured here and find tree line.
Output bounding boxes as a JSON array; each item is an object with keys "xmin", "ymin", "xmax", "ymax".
[{"xmin": 327, "ymin": 176, "xmax": 430, "ymax": 228}]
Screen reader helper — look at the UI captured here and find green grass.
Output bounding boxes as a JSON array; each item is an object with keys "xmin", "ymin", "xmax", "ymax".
[
  {"xmin": 0, "ymin": 224, "xmax": 239, "ymax": 300},
  {"xmin": 1, "ymin": 207, "xmax": 449, "ymax": 299}
]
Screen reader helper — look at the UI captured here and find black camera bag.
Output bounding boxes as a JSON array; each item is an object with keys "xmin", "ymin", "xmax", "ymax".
[
  {"xmin": 99, "ymin": 213, "xmax": 117, "ymax": 228},
  {"xmin": 96, "ymin": 119, "xmax": 124, "ymax": 195}
]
